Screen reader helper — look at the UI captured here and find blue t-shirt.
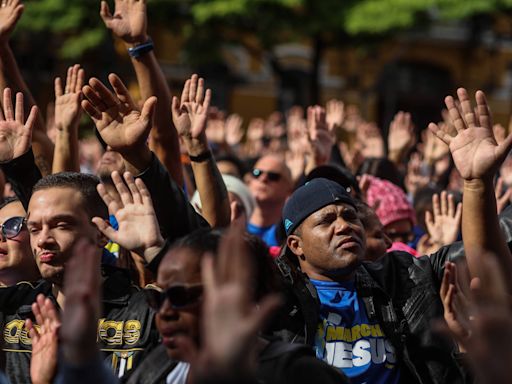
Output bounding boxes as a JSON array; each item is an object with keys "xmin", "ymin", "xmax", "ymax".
[
  {"xmin": 311, "ymin": 279, "xmax": 400, "ymax": 384},
  {"xmin": 246, "ymin": 222, "xmax": 279, "ymax": 247}
]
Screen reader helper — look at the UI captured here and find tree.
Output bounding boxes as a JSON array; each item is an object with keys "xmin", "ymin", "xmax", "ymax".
[{"xmin": 11, "ymin": 0, "xmax": 512, "ymax": 108}]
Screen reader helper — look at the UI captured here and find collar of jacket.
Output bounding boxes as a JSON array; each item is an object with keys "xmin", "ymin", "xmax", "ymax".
[{"xmin": 101, "ymin": 264, "xmax": 139, "ymax": 305}]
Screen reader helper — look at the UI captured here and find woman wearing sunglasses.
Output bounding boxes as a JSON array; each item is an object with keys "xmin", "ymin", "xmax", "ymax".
[{"xmin": 0, "ymin": 196, "xmax": 40, "ymax": 286}]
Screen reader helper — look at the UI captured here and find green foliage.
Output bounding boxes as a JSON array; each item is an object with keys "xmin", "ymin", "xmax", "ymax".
[
  {"xmin": 346, "ymin": 0, "xmax": 512, "ymax": 34},
  {"xmin": 437, "ymin": 0, "xmax": 512, "ymax": 19},
  {"xmin": 345, "ymin": 0, "xmax": 438, "ymax": 34},
  {"xmin": 18, "ymin": 0, "xmax": 105, "ymax": 58},
  {"xmin": 13, "ymin": 0, "xmax": 512, "ymax": 60}
]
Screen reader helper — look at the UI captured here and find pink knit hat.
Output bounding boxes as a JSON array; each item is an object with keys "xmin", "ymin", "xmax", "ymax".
[{"xmin": 365, "ymin": 175, "xmax": 416, "ymax": 227}]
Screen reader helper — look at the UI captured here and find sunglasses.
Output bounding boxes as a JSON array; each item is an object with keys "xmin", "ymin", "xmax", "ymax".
[
  {"xmin": 0, "ymin": 216, "xmax": 25, "ymax": 241},
  {"xmin": 252, "ymin": 168, "xmax": 282, "ymax": 182},
  {"xmin": 144, "ymin": 284, "xmax": 203, "ymax": 310}
]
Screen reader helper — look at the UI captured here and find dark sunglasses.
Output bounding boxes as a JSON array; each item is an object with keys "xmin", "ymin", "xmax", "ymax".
[
  {"xmin": 0, "ymin": 216, "xmax": 25, "ymax": 241},
  {"xmin": 252, "ymin": 168, "xmax": 282, "ymax": 182},
  {"xmin": 144, "ymin": 284, "xmax": 203, "ymax": 310}
]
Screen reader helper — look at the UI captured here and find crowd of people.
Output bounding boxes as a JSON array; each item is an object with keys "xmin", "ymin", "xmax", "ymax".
[{"xmin": 1, "ymin": 0, "xmax": 512, "ymax": 383}]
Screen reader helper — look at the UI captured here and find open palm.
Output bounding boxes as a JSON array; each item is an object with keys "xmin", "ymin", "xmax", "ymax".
[
  {"xmin": 81, "ymin": 74, "xmax": 156, "ymax": 154},
  {"xmin": 0, "ymin": 0, "xmax": 24, "ymax": 42},
  {"xmin": 26, "ymin": 295, "xmax": 60, "ymax": 384},
  {"xmin": 448, "ymin": 127, "xmax": 502, "ymax": 180},
  {"xmin": 0, "ymin": 88, "xmax": 36, "ymax": 162},
  {"xmin": 54, "ymin": 64, "xmax": 84, "ymax": 130},
  {"xmin": 100, "ymin": 0, "xmax": 147, "ymax": 44},
  {"xmin": 93, "ymin": 171, "xmax": 163, "ymax": 257},
  {"xmin": 97, "ymin": 107, "xmax": 149, "ymax": 151},
  {"xmin": 429, "ymin": 89, "xmax": 512, "ymax": 181},
  {"xmin": 172, "ymin": 74, "xmax": 211, "ymax": 140}
]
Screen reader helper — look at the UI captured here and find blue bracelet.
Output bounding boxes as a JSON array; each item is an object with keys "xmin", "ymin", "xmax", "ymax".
[{"xmin": 128, "ymin": 38, "xmax": 154, "ymax": 59}]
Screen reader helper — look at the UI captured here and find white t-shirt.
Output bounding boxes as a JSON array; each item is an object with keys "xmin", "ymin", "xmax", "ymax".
[{"xmin": 166, "ymin": 361, "xmax": 190, "ymax": 384}]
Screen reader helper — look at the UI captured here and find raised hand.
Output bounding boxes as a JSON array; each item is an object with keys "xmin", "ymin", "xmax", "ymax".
[
  {"xmin": 388, "ymin": 111, "xmax": 415, "ymax": 162},
  {"xmin": 326, "ymin": 99, "xmax": 344, "ymax": 132},
  {"xmin": 225, "ymin": 113, "xmax": 243, "ymax": 146},
  {"xmin": 93, "ymin": 171, "xmax": 164, "ymax": 262},
  {"xmin": 421, "ymin": 126, "xmax": 449, "ymax": 165},
  {"xmin": 54, "ymin": 64, "xmax": 84, "ymax": 131},
  {"xmin": 307, "ymin": 105, "xmax": 334, "ymax": 166},
  {"xmin": 439, "ymin": 262, "xmax": 471, "ymax": 353},
  {"xmin": 500, "ymin": 154, "xmax": 512, "ymax": 186},
  {"xmin": 26, "ymin": 294, "xmax": 60, "ymax": 384},
  {"xmin": 60, "ymin": 239, "xmax": 102, "ymax": 365},
  {"xmin": 172, "ymin": 74, "xmax": 211, "ymax": 156},
  {"xmin": 171, "ymin": 74, "xmax": 211, "ymax": 141},
  {"xmin": 100, "ymin": 0, "xmax": 147, "ymax": 45},
  {"xmin": 493, "ymin": 123, "xmax": 506, "ymax": 145},
  {"xmin": 343, "ymin": 104, "xmax": 363, "ymax": 133},
  {"xmin": 359, "ymin": 122, "xmax": 385, "ymax": 158},
  {"xmin": 285, "ymin": 150, "xmax": 305, "ymax": 182},
  {"xmin": 428, "ymin": 88, "xmax": 512, "ymax": 181},
  {"xmin": 81, "ymin": 73, "xmax": 156, "ymax": 155},
  {"xmin": 404, "ymin": 152, "xmax": 430, "ymax": 196},
  {"xmin": 495, "ymin": 176, "xmax": 512, "ymax": 214},
  {"xmin": 425, "ymin": 191, "xmax": 462, "ymax": 248},
  {"xmin": 0, "ymin": 0, "xmax": 24, "ymax": 43},
  {"xmin": 441, "ymin": 255, "xmax": 512, "ymax": 383},
  {"xmin": 0, "ymin": 88, "xmax": 37, "ymax": 162},
  {"xmin": 205, "ymin": 108, "xmax": 226, "ymax": 144}
]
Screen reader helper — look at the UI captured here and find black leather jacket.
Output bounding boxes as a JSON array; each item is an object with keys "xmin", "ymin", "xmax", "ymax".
[
  {"xmin": 1, "ymin": 266, "xmax": 160, "ymax": 383},
  {"xmin": 275, "ymin": 205, "xmax": 512, "ymax": 384}
]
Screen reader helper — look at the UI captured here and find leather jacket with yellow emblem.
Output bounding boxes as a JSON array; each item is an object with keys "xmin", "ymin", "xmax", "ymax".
[{"xmin": 0, "ymin": 265, "xmax": 160, "ymax": 383}]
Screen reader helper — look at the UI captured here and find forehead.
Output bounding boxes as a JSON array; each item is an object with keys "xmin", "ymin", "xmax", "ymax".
[
  {"xmin": 0, "ymin": 201, "xmax": 25, "ymax": 222},
  {"xmin": 255, "ymin": 155, "xmax": 285, "ymax": 172},
  {"xmin": 306, "ymin": 202, "xmax": 357, "ymax": 220},
  {"xmin": 28, "ymin": 187, "xmax": 86, "ymax": 219},
  {"xmin": 157, "ymin": 247, "xmax": 202, "ymax": 287}
]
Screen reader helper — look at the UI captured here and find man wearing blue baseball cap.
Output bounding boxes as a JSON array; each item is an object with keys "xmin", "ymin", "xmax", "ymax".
[{"xmin": 278, "ymin": 92, "xmax": 512, "ymax": 383}]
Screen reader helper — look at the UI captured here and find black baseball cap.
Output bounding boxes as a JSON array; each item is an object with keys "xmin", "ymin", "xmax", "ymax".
[{"xmin": 282, "ymin": 178, "xmax": 356, "ymax": 236}]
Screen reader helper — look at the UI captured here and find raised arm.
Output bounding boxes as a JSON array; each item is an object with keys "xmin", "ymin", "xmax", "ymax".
[
  {"xmin": 0, "ymin": 0, "xmax": 53, "ymax": 175},
  {"xmin": 305, "ymin": 105, "xmax": 333, "ymax": 175},
  {"xmin": 0, "ymin": 87, "xmax": 40, "ymax": 209},
  {"xmin": 52, "ymin": 64, "xmax": 84, "ymax": 173},
  {"xmin": 100, "ymin": 0, "xmax": 182, "ymax": 186},
  {"xmin": 428, "ymin": 88, "xmax": 512, "ymax": 291},
  {"xmin": 172, "ymin": 74, "xmax": 230, "ymax": 227},
  {"xmin": 387, "ymin": 111, "xmax": 415, "ymax": 168},
  {"xmin": 81, "ymin": 73, "xmax": 208, "ymax": 241},
  {"xmin": 81, "ymin": 73, "xmax": 156, "ymax": 174}
]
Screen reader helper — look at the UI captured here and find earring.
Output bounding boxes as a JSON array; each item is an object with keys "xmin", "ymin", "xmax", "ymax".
[{"xmin": 299, "ymin": 254, "xmax": 305, "ymax": 261}]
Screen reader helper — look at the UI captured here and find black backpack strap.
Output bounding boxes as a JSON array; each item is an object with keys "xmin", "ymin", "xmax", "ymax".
[{"xmin": 274, "ymin": 255, "xmax": 320, "ymax": 345}]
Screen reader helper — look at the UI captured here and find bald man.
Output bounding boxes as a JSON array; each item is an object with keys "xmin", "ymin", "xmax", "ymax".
[{"xmin": 247, "ymin": 154, "xmax": 293, "ymax": 246}]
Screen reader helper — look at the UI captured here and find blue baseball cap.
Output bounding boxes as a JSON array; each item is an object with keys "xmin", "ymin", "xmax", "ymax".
[{"xmin": 282, "ymin": 178, "xmax": 356, "ymax": 236}]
